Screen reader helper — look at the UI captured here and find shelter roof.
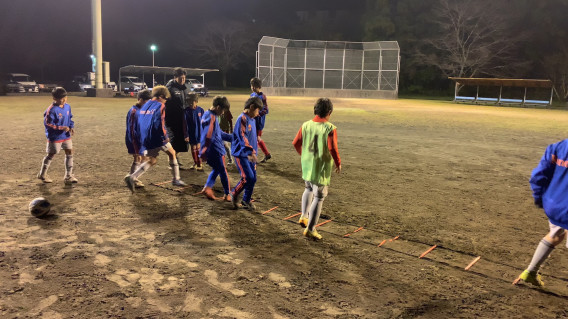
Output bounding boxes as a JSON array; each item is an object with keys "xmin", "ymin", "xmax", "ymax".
[
  {"xmin": 449, "ymin": 77, "xmax": 553, "ymax": 88},
  {"xmin": 119, "ymin": 65, "xmax": 218, "ymax": 77}
]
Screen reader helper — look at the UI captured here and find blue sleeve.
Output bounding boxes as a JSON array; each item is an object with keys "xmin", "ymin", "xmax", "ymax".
[
  {"xmin": 530, "ymin": 144, "xmax": 556, "ymax": 206},
  {"xmin": 221, "ymin": 131, "xmax": 233, "ymax": 142},
  {"xmin": 69, "ymin": 108, "xmax": 74, "ymax": 128}
]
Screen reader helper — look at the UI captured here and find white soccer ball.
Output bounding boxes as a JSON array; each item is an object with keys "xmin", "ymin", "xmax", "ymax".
[{"xmin": 29, "ymin": 197, "xmax": 51, "ymax": 217}]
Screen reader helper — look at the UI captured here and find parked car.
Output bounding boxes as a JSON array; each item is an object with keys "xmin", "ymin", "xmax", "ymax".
[
  {"xmin": 3, "ymin": 73, "xmax": 39, "ymax": 93},
  {"xmin": 120, "ymin": 76, "xmax": 148, "ymax": 93},
  {"xmin": 185, "ymin": 78, "xmax": 208, "ymax": 96},
  {"xmin": 38, "ymin": 83, "xmax": 58, "ymax": 93},
  {"xmin": 65, "ymin": 75, "xmax": 93, "ymax": 92},
  {"xmin": 106, "ymin": 81, "xmax": 117, "ymax": 92}
]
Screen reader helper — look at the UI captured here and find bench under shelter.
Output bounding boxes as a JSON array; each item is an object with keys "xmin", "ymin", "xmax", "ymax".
[{"xmin": 449, "ymin": 77, "xmax": 554, "ymax": 107}]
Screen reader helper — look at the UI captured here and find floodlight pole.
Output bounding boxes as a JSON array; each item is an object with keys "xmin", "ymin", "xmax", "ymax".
[
  {"xmin": 150, "ymin": 44, "xmax": 157, "ymax": 87},
  {"xmin": 91, "ymin": 0, "xmax": 103, "ymax": 89}
]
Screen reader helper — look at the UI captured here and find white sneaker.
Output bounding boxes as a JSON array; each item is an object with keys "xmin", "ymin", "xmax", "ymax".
[
  {"xmin": 37, "ymin": 173, "xmax": 53, "ymax": 183},
  {"xmin": 124, "ymin": 175, "xmax": 135, "ymax": 193},
  {"xmin": 64, "ymin": 175, "xmax": 78, "ymax": 185},
  {"xmin": 172, "ymin": 179, "xmax": 187, "ymax": 187}
]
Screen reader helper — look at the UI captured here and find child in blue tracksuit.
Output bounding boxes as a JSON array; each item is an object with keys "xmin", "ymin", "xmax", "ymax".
[
  {"xmin": 124, "ymin": 86, "xmax": 186, "ymax": 193},
  {"xmin": 230, "ymin": 97, "xmax": 264, "ymax": 210},
  {"xmin": 125, "ymin": 90, "xmax": 151, "ymax": 188},
  {"xmin": 250, "ymin": 77, "xmax": 271, "ymax": 163},
  {"xmin": 199, "ymin": 96, "xmax": 233, "ymax": 200},
  {"xmin": 185, "ymin": 93, "xmax": 205, "ymax": 171},
  {"xmin": 37, "ymin": 87, "xmax": 78, "ymax": 184},
  {"xmin": 515, "ymin": 139, "xmax": 568, "ymax": 287}
]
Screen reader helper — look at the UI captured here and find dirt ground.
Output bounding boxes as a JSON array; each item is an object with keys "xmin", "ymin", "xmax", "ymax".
[{"xmin": 2, "ymin": 94, "xmax": 568, "ymax": 318}]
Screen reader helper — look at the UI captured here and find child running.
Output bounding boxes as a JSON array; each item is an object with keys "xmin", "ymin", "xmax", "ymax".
[
  {"xmin": 230, "ymin": 97, "xmax": 264, "ymax": 210},
  {"xmin": 124, "ymin": 86, "xmax": 187, "ymax": 192},
  {"xmin": 125, "ymin": 89, "xmax": 151, "ymax": 188},
  {"xmin": 292, "ymin": 98, "xmax": 341, "ymax": 240},
  {"xmin": 250, "ymin": 77, "xmax": 272, "ymax": 163},
  {"xmin": 37, "ymin": 87, "xmax": 78, "ymax": 185},
  {"xmin": 514, "ymin": 138, "xmax": 568, "ymax": 286},
  {"xmin": 199, "ymin": 96, "xmax": 233, "ymax": 200},
  {"xmin": 184, "ymin": 93, "xmax": 204, "ymax": 171}
]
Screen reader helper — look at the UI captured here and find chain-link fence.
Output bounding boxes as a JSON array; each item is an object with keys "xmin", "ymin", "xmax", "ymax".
[{"xmin": 256, "ymin": 36, "xmax": 400, "ymax": 92}]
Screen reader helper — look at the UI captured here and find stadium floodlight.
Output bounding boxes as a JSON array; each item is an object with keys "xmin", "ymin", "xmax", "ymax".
[{"xmin": 150, "ymin": 44, "xmax": 157, "ymax": 87}]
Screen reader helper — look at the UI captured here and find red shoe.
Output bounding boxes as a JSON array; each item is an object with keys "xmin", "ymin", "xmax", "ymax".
[{"xmin": 202, "ymin": 187, "xmax": 216, "ymax": 200}]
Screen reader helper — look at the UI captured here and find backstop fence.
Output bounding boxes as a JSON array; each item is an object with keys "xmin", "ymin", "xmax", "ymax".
[{"xmin": 256, "ymin": 36, "xmax": 400, "ymax": 99}]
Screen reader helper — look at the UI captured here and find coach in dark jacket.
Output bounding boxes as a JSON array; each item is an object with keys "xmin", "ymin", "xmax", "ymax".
[{"xmin": 165, "ymin": 68, "xmax": 190, "ymax": 160}]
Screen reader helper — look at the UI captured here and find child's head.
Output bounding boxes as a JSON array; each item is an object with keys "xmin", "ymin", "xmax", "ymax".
[
  {"xmin": 52, "ymin": 87, "xmax": 68, "ymax": 104},
  {"xmin": 250, "ymin": 77, "xmax": 262, "ymax": 93},
  {"xmin": 212, "ymin": 96, "xmax": 230, "ymax": 115},
  {"xmin": 314, "ymin": 98, "xmax": 333, "ymax": 118},
  {"xmin": 186, "ymin": 93, "xmax": 199, "ymax": 109},
  {"xmin": 244, "ymin": 97, "xmax": 263, "ymax": 118},
  {"xmin": 152, "ymin": 85, "xmax": 171, "ymax": 100},
  {"xmin": 137, "ymin": 89, "xmax": 152, "ymax": 105},
  {"xmin": 173, "ymin": 67, "xmax": 187, "ymax": 85}
]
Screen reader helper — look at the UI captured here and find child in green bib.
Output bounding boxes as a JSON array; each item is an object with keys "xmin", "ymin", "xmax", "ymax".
[{"xmin": 292, "ymin": 98, "xmax": 342, "ymax": 240}]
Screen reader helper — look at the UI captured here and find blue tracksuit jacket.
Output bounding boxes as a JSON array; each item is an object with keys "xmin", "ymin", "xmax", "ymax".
[
  {"xmin": 44, "ymin": 103, "xmax": 74, "ymax": 142},
  {"xmin": 136, "ymin": 99, "xmax": 169, "ymax": 155},
  {"xmin": 250, "ymin": 92, "xmax": 268, "ymax": 132},
  {"xmin": 231, "ymin": 112, "xmax": 258, "ymax": 158}
]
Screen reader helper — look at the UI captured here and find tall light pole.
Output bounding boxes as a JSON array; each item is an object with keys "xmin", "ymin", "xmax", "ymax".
[
  {"xmin": 150, "ymin": 44, "xmax": 157, "ymax": 87},
  {"xmin": 91, "ymin": 0, "xmax": 103, "ymax": 89}
]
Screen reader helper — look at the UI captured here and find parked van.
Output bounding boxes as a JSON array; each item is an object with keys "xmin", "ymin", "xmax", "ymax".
[
  {"xmin": 120, "ymin": 76, "xmax": 148, "ymax": 93},
  {"xmin": 4, "ymin": 73, "xmax": 39, "ymax": 93}
]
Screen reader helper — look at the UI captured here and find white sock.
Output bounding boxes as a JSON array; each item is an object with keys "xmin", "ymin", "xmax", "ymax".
[
  {"xmin": 64, "ymin": 155, "xmax": 73, "ymax": 177},
  {"xmin": 301, "ymin": 187, "xmax": 314, "ymax": 219},
  {"xmin": 39, "ymin": 156, "xmax": 53, "ymax": 177},
  {"xmin": 170, "ymin": 159, "xmax": 180, "ymax": 180},
  {"xmin": 527, "ymin": 239, "xmax": 555, "ymax": 272},
  {"xmin": 131, "ymin": 161, "xmax": 151, "ymax": 179}
]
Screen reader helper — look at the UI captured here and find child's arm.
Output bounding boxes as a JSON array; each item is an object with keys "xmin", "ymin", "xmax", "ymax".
[
  {"xmin": 221, "ymin": 131, "xmax": 233, "ymax": 142},
  {"xmin": 69, "ymin": 107, "xmax": 75, "ymax": 134},
  {"xmin": 259, "ymin": 95, "xmax": 268, "ymax": 116},
  {"xmin": 327, "ymin": 129, "xmax": 341, "ymax": 173},
  {"xmin": 236, "ymin": 116, "xmax": 255, "ymax": 157},
  {"xmin": 292, "ymin": 127, "xmax": 302, "ymax": 155},
  {"xmin": 529, "ymin": 144, "xmax": 557, "ymax": 207},
  {"xmin": 228, "ymin": 111, "xmax": 234, "ymax": 132}
]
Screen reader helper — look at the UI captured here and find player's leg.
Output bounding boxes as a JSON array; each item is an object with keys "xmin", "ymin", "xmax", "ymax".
[
  {"xmin": 61, "ymin": 140, "xmax": 78, "ymax": 184},
  {"xmin": 126, "ymin": 150, "xmax": 158, "ymax": 193},
  {"xmin": 131, "ymin": 154, "xmax": 144, "ymax": 188},
  {"xmin": 517, "ymin": 223, "xmax": 566, "ymax": 286},
  {"xmin": 304, "ymin": 184, "xmax": 328, "ymax": 240},
  {"xmin": 189, "ymin": 144, "xmax": 198, "ymax": 169},
  {"xmin": 257, "ymin": 130, "xmax": 271, "ymax": 162},
  {"xmin": 202, "ymin": 155, "xmax": 221, "ymax": 200},
  {"xmin": 231, "ymin": 157, "xmax": 248, "ymax": 208},
  {"xmin": 218, "ymin": 155, "xmax": 231, "ymax": 200},
  {"xmin": 165, "ymin": 145, "xmax": 186, "ymax": 186},
  {"xmin": 241, "ymin": 160, "xmax": 257, "ymax": 209},
  {"xmin": 38, "ymin": 141, "xmax": 58, "ymax": 183},
  {"xmin": 298, "ymin": 181, "xmax": 313, "ymax": 227},
  {"xmin": 196, "ymin": 143, "xmax": 203, "ymax": 170}
]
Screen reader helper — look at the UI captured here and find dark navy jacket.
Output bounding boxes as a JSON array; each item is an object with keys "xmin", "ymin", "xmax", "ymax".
[{"xmin": 185, "ymin": 106, "xmax": 204, "ymax": 145}]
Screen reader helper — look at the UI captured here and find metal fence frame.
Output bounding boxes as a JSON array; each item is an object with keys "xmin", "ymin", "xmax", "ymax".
[{"xmin": 256, "ymin": 36, "xmax": 400, "ymax": 93}]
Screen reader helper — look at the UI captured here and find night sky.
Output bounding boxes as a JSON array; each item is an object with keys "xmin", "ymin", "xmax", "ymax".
[{"xmin": 0, "ymin": 0, "xmax": 359, "ymax": 86}]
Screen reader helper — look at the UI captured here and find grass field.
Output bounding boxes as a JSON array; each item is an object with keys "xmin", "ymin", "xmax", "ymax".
[{"xmin": 1, "ymin": 94, "xmax": 568, "ymax": 318}]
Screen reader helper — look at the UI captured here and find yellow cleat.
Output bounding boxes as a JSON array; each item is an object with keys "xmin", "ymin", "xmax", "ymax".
[
  {"xmin": 303, "ymin": 228, "xmax": 322, "ymax": 240},
  {"xmin": 518, "ymin": 270, "xmax": 544, "ymax": 287},
  {"xmin": 298, "ymin": 216, "xmax": 309, "ymax": 228}
]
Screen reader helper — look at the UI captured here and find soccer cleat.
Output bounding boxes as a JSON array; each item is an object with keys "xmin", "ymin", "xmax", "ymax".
[
  {"xmin": 202, "ymin": 187, "xmax": 216, "ymax": 200},
  {"xmin": 134, "ymin": 179, "xmax": 144, "ymax": 188},
  {"xmin": 260, "ymin": 154, "xmax": 272, "ymax": 163},
  {"xmin": 172, "ymin": 179, "xmax": 187, "ymax": 187},
  {"xmin": 230, "ymin": 194, "xmax": 239, "ymax": 209},
  {"xmin": 189, "ymin": 164, "xmax": 197, "ymax": 170},
  {"xmin": 64, "ymin": 175, "xmax": 78, "ymax": 185},
  {"xmin": 196, "ymin": 164, "xmax": 204, "ymax": 171},
  {"xmin": 241, "ymin": 200, "xmax": 256, "ymax": 211},
  {"xmin": 303, "ymin": 228, "xmax": 322, "ymax": 240},
  {"xmin": 124, "ymin": 175, "xmax": 135, "ymax": 193},
  {"xmin": 298, "ymin": 216, "xmax": 309, "ymax": 228},
  {"xmin": 37, "ymin": 173, "xmax": 53, "ymax": 183},
  {"xmin": 517, "ymin": 270, "xmax": 544, "ymax": 287},
  {"xmin": 222, "ymin": 194, "xmax": 232, "ymax": 202}
]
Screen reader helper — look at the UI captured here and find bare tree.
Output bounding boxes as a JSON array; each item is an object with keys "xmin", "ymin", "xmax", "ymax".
[
  {"xmin": 180, "ymin": 21, "xmax": 255, "ymax": 88},
  {"xmin": 542, "ymin": 47, "xmax": 568, "ymax": 102},
  {"xmin": 423, "ymin": 0, "xmax": 527, "ymax": 79}
]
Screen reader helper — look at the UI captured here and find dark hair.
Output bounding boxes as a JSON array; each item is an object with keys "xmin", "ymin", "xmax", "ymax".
[
  {"xmin": 137, "ymin": 89, "xmax": 152, "ymax": 101},
  {"xmin": 212, "ymin": 96, "xmax": 230, "ymax": 110},
  {"xmin": 186, "ymin": 92, "xmax": 199, "ymax": 105},
  {"xmin": 244, "ymin": 97, "xmax": 263, "ymax": 110},
  {"xmin": 152, "ymin": 85, "xmax": 171, "ymax": 99},
  {"xmin": 173, "ymin": 67, "xmax": 186, "ymax": 77},
  {"xmin": 314, "ymin": 98, "xmax": 333, "ymax": 117},
  {"xmin": 250, "ymin": 77, "xmax": 262, "ymax": 89},
  {"xmin": 52, "ymin": 87, "xmax": 67, "ymax": 99}
]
